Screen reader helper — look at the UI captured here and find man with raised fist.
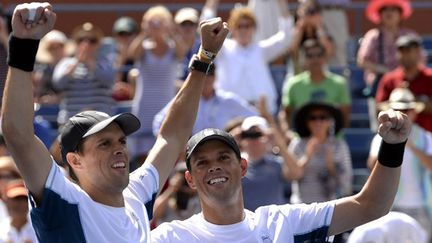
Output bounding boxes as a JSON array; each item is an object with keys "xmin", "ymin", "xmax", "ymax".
[{"xmin": 1, "ymin": 2, "xmax": 228, "ymax": 242}]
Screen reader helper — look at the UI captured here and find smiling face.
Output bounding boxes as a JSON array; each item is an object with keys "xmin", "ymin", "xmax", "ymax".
[
  {"xmin": 185, "ymin": 140, "xmax": 247, "ymax": 208},
  {"xmin": 68, "ymin": 123, "xmax": 129, "ymax": 196}
]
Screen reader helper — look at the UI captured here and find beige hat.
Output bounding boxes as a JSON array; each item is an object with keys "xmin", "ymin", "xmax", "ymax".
[
  {"xmin": 377, "ymin": 88, "xmax": 425, "ymax": 113},
  {"xmin": 241, "ymin": 116, "xmax": 269, "ymax": 132},
  {"xmin": 174, "ymin": 7, "xmax": 199, "ymax": 24}
]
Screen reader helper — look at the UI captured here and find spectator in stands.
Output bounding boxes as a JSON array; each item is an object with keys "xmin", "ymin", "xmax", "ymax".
[
  {"xmin": 175, "ymin": 0, "xmax": 219, "ymax": 82},
  {"xmin": 0, "ymin": 180, "xmax": 38, "ymax": 243},
  {"xmin": 128, "ymin": 5, "xmax": 188, "ymax": 162},
  {"xmin": 0, "ymin": 157, "xmax": 21, "ymax": 224},
  {"xmin": 0, "ymin": 9, "xmax": 8, "ymax": 107},
  {"xmin": 152, "ymin": 162, "xmax": 201, "ymax": 226},
  {"xmin": 53, "ymin": 22, "xmax": 116, "ymax": 125},
  {"xmin": 347, "ymin": 211, "xmax": 428, "ymax": 243},
  {"xmin": 239, "ymin": 115, "xmax": 300, "ymax": 210},
  {"xmin": 315, "ymin": 0, "xmax": 350, "ymax": 66},
  {"xmin": 357, "ymin": 0, "xmax": 415, "ymax": 97},
  {"xmin": 289, "ymin": 102, "xmax": 352, "ymax": 203},
  {"xmin": 282, "ymin": 39, "xmax": 351, "ymax": 128},
  {"xmin": 376, "ymin": 34, "xmax": 432, "ymax": 133},
  {"xmin": 34, "ymin": 30, "xmax": 67, "ymax": 105},
  {"xmin": 153, "ymin": 65, "xmax": 258, "ymax": 136},
  {"xmin": 111, "ymin": 16, "xmax": 138, "ymax": 101},
  {"xmin": 289, "ymin": 0, "xmax": 334, "ymax": 74},
  {"xmin": 368, "ymin": 88, "xmax": 432, "ymax": 239},
  {"xmin": 214, "ymin": 6, "xmax": 293, "ymax": 114},
  {"xmin": 175, "ymin": 7, "xmax": 201, "ymax": 82}
]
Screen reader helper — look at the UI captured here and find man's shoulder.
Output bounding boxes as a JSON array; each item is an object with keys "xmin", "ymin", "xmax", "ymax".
[
  {"xmin": 325, "ymin": 72, "xmax": 347, "ymax": 84},
  {"xmin": 382, "ymin": 67, "xmax": 404, "ymax": 80}
]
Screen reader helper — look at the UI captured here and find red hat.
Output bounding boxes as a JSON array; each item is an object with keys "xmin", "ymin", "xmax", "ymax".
[{"xmin": 366, "ymin": 0, "xmax": 412, "ymax": 24}]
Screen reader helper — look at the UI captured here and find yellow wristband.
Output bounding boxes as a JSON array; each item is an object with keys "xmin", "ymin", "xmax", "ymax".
[{"xmin": 198, "ymin": 46, "xmax": 217, "ymax": 61}]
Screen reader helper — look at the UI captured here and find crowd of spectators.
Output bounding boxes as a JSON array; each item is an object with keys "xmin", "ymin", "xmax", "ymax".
[{"xmin": 0, "ymin": 0, "xmax": 431, "ymax": 242}]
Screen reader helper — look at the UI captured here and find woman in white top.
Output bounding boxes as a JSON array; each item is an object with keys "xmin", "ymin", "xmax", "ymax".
[{"xmin": 215, "ymin": 6, "xmax": 293, "ymax": 114}]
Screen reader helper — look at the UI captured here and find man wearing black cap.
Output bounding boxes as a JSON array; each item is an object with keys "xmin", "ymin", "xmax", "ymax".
[
  {"xmin": 152, "ymin": 108, "xmax": 412, "ymax": 242},
  {"xmin": 376, "ymin": 33, "xmax": 432, "ymax": 133},
  {"xmin": 1, "ymin": 2, "xmax": 228, "ymax": 243}
]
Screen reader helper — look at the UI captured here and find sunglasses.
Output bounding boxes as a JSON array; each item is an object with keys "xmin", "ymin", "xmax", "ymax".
[
  {"xmin": 117, "ymin": 31, "xmax": 134, "ymax": 37},
  {"xmin": 305, "ymin": 52, "xmax": 324, "ymax": 59},
  {"xmin": 241, "ymin": 130, "xmax": 264, "ymax": 139},
  {"xmin": 305, "ymin": 7, "xmax": 320, "ymax": 16},
  {"xmin": 308, "ymin": 115, "xmax": 330, "ymax": 121},
  {"xmin": 77, "ymin": 37, "xmax": 98, "ymax": 44},
  {"xmin": 236, "ymin": 23, "xmax": 254, "ymax": 30},
  {"xmin": 180, "ymin": 21, "xmax": 197, "ymax": 28}
]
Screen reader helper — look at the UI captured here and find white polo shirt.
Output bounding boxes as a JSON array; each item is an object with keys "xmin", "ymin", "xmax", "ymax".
[
  {"xmin": 152, "ymin": 201, "xmax": 335, "ymax": 243},
  {"xmin": 29, "ymin": 160, "xmax": 159, "ymax": 243}
]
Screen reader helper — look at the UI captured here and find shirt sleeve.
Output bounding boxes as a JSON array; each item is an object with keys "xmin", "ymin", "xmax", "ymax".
[
  {"xmin": 127, "ymin": 163, "xmax": 160, "ymax": 219},
  {"xmin": 259, "ymin": 17, "xmax": 293, "ymax": 63},
  {"xmin": 278, "ymin": 201, "xmax": 335, "ymax": 240},
  {"xmin": 29, "ymin": 161, "xmax": 86, "ymax": 230},
  {"xmin": 369, "ymin": 134, "xmax": 381, "ymax": 157},
  {"xmin": 52, "ymin": 57, "xmax": 75, "ymax": 90},
  {"xmin": 357, "ymin": 29, "xmax": 379, "ymax": 64}
]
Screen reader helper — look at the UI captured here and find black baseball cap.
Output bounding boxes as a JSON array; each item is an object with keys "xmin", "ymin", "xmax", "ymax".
[
  {"xmin": 60, "ymin": 111, "xmax": 140, "ymax": 162},
  {"xmin": 185, "ymin": 128, "xmax": 241, "ymax": 170},
  {"xmin": 396, "ymin": 34, "xmax": 422, "ymax": 49}
]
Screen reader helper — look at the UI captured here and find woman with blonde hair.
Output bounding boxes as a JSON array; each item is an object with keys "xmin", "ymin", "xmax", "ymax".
[{"xmin": 128, "ymin": 5, "xmax": 188, "ymax": 162}]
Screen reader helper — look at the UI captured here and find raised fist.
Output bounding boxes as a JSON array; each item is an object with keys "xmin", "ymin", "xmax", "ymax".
[
  {"xmin": 11, "ymin": 2, "xmax": 56, "ymax": 40},
  {"xmin": 377, "ymin": 109, "xmax": 412, "ymax": 144},
  {"xmin": 199, "ymin": 17, "xmax": 229, "ymax": 54}
]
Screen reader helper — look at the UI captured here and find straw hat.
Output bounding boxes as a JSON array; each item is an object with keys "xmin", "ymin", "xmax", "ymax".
[
  {"xmin": 366, "ymin": 0, "xmax": 412, "ymax": 24},
  {"xmin": 377, "ymin": 88, "xmax": 424, "ymax": 112},
  {"xmin": 36, "ymin": 30, "xmax": 67, "ymax": 64}
]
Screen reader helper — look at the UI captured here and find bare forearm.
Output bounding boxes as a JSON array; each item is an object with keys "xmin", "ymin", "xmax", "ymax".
[
  {"xmin": 329, "ymin": 164, "xmax": 400, "ymax": 235},
  {"xmin": 128, "ymin": 31, "xmax": 146, "ymax": 60},
  {"xmin": 409, "ymin": 146, "xmax": 432, "ymax": 170},
  {"xmin": 2, "ymin": 68, "xmax": 35, "ymax": 140},
  {"xmin": 160, "ymin": 71, "xmax": 206, "ymax": 139}
]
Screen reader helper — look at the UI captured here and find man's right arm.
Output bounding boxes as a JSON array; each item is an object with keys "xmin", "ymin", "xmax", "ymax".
[{"xmin": 1, "ymin": 3, "xmax": 56, "ymax": 203}]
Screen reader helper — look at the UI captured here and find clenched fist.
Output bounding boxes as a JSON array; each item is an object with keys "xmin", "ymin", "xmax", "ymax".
[
  {"xmin": 11, "ymin": 2, "xmax": 56, "ymax": 40},
  {"xmin": 199, "ymin": 17, "xmax": 229, "ymax": 54},
  {"xmin": 377, "ymin": 109, "xmax": 411, "ymax": 144}
]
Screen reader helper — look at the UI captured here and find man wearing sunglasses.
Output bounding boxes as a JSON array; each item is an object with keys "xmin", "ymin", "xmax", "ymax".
[{"xmin": 282, "ymin": 38, "xmax": 351, "ymax": 128}]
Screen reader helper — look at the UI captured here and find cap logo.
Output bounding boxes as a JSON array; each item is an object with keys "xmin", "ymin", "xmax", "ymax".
[{"xmin": 203, "ymin": 129, "xmax": 216, "ymax": 137}]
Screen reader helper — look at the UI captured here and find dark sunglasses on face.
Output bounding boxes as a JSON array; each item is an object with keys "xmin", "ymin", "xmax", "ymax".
[
  {"xmin": 305, "ymin": 51, "xmax": 325, "ymax": 59},
  {"xmin": 117, "ymin": 31, "xmax": 133, "ymax": 37},
  {"xmin": 305, "ymin": 7, "xmax": 320, "ymax": 16},
  {"xmin": 241, "ymin": 130, "xmax": 264, "ymax": 139},
  {"xmin": 77, "ymin": 37, "xmax": 98, "ymax": 44},
  {"xmin": 308, "ymin": 115, "xmax": 330, "ymax": 121},
  {"xmin": 180, "ymin": 21, "xmax": 197, "ymax": 28},
  {"xmin": 236, "ymin": 23, "xmax": 253, "ymax": 30}
]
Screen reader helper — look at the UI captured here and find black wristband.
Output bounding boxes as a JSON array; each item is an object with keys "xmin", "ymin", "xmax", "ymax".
[
  {"xmin": 7, "ymin": 35, "xmax": 40, "ymax": 72},
  {"xmin": 377, "ymin": 140, "xmax": 407, "ymax": 168}
]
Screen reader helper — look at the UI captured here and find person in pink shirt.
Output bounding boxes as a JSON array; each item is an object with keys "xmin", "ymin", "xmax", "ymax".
[{"xmin": 357, "ymin": 0, "xmax": 416, "ymax": 96}]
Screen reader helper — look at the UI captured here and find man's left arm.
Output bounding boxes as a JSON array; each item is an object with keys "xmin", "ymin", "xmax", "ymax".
[{"xmin": 328, "ymin": 109, "xmax": 411, "ymax": 236}]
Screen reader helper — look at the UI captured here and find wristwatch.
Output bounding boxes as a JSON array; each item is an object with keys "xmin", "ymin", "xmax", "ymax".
[{"xmin": 188, "ymin": 54, "xmax": 214, "ymax": 75}]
